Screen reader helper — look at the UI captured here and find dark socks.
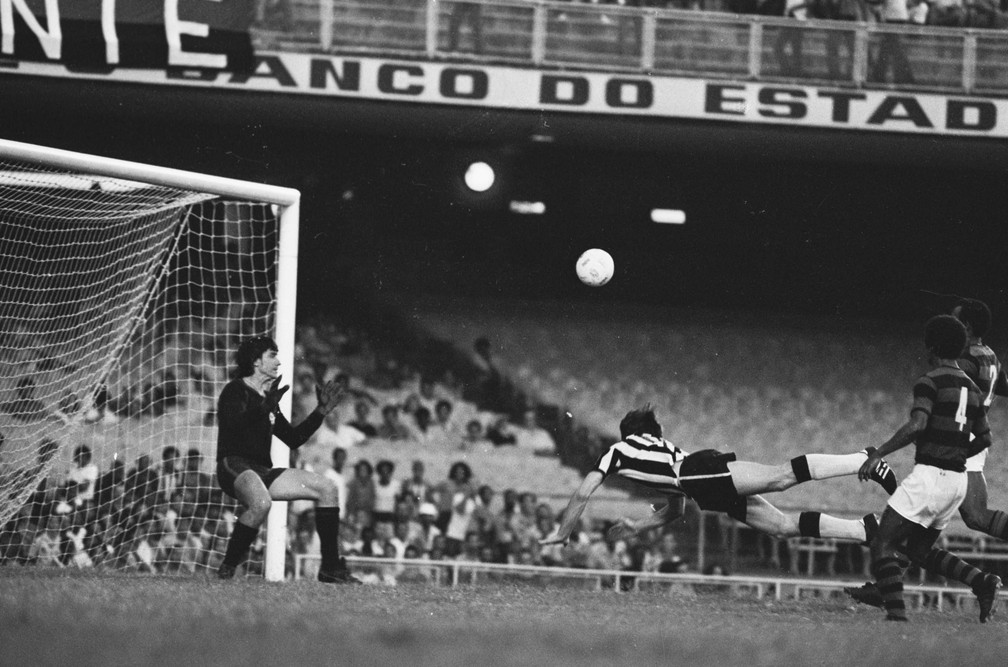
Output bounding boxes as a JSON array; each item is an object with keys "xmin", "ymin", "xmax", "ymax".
[
  {"xmin": 923, "ymin": 548, "xmax": 984, "ymax": 590},
  {"xmin": 873, "ymin": 557, "xmax": 907, "ymax": 620},
  {"xmin": 985, "ymin": 510, "xmax": 1008, "ymax": 541},
  {"xmin": 222, "ymin": 521, "xmax": 259, "ymax": 568},
  {"xmin": 316, "ymin": 506, "xmax": 342, "ymax": 572}
]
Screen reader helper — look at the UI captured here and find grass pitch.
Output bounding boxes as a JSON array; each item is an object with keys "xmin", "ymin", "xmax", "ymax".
[{"xmin": 1, "ymin": 568, "xmax": 1004, "ymax": 666}]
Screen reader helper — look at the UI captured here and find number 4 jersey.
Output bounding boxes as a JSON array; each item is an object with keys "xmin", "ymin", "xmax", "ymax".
[{"xmin": 911, "ymin": 363, "xmax": 991, "ymax": 472}]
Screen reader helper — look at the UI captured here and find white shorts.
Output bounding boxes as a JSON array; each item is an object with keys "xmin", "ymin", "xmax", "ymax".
[
  {"xmin": 888, "ymin": 464, "xmax": 968, "ymax": 530},
  {"xmin": 965, "ymin": 447, "xmax": 988, "ymax": 473}
]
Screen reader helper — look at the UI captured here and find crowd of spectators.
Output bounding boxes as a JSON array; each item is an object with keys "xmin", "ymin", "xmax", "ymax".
[
  {"xmin": 0, "ymin": 309, "xmax": 687, "ymax": 581},
  {"xmin": 0, "ymin": 438, "xmax": 697, "ymax": 584},
  {"xmin": 288, "ymin": 452, "xmax": 693, "ymax": 585}
]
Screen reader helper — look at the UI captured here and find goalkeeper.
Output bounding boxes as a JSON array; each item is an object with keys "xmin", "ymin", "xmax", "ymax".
[{"xmin": 215, "ymin": 335, "xmax": 357, "ymax": 583}]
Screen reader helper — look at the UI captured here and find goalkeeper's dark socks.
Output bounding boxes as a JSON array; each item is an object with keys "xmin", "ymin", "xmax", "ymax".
[
  {"xmin": 923, "ymin": 547, "xmax": 983, "ymax": 589},
  {"xmin": 315, "ymin": 506, "xmax": 342, "ymax": 573},
  {"xmin": 873, "ymin": 556, "xmax": 907, "ymax": 621},
  {"xmin": 222, "ymin": 520, "xmax": 259, "ymax": 568},
  {"xmin": 984, "ymin": 510, "xmax": 1008, "ymax": 541}
]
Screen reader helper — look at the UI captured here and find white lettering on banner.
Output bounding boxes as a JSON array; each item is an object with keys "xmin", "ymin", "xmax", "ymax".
[
  {"xmin": 1, "ymin": 0, "xmax": 61, "ymax": 59},
  {"xmin": 3, "ymin": 52, "xmax": 1007, "ymax": 137},
  {"xmin": 164, "ymin": 0, "xmax": 226, "ymax": 69}
]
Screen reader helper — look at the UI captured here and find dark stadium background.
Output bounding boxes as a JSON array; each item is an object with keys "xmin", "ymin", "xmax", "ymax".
[{"xmin": 4, "ymin": 81, "xmax": 1008, "ymax": 328}]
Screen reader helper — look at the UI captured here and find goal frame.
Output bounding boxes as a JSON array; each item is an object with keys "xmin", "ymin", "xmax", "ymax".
[{"xmin": 0, "ymin": 138, "xmax": 301, "ymax": 582}]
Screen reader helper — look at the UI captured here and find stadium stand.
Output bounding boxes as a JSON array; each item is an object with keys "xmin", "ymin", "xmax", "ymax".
[{"xmin": 250, "ymin": 0, "xmax": 1008, "ymax": 94}]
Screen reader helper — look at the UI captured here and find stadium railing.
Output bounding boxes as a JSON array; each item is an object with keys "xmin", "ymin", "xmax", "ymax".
[
  {"xmin": 293, "ymin": 554, "xmax": 1003, "ymax": 610},
  {"xmin": 254, "ymin": 0, "xmax": 1008, "ymax": 95}
]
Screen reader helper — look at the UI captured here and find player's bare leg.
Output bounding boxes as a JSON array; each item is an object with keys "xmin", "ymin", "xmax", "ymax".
[
  {"xmin": 217, "ymin": 470, "xmax": 273, "ymax": 579},
  {"xmin": 959, "ymin": 471, "xmax": 1008, "ymax": 540},
  {"xmin": 268, "ymin": 469, "xmax": 359, "ymax": 584},
  {"xmin": 727, "ymin": 450, "xmax": 897, "ymax": 496},
  {"xmin": 741, "ymin": 495, "xmax": 874, "ymax": 542}
]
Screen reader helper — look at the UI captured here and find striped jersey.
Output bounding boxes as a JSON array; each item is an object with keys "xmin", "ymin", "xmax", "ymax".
[
  {"xmin": 592, "ymin": 434, "xmax": 689, "ymax": 493},
  {"xmin": 958, "ymin": 341, "xmax": 1006, "ymax": 413},
  {"xmin": 911, "ymin": 364, "xmax": 990, "ymax": 472}
]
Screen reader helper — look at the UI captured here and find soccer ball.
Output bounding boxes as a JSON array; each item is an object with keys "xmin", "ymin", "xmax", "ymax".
[{"xmin": 576, "ymin": 248, "xmax": 614, "ymax": 287}]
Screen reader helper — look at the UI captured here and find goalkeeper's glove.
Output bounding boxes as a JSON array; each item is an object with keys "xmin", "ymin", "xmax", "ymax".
[{"xmin": 262, "ymin": 376, "xmax": 290, "ymax": 415}]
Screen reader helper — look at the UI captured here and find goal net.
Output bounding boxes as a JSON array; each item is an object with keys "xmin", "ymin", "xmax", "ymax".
[{"xmin": 0, "ymin": 140, "xmax": 299, "ymax": 580}]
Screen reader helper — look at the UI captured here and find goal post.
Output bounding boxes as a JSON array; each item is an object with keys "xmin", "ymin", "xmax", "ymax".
[{"xmin": 0, "ymin": 138, "xmax": 299, "ymax": 582}]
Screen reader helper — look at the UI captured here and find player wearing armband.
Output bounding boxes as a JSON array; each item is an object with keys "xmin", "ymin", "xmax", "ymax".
[
  {"xmin": 215, "ymin": 335, "xmax": 358, "ymax": 583},
  {"xmin": 540, "ymin": 405, "xmax": 899, "ymax": 551},
  {"xmin": 857, "ymin": 315, "xmax": 1000, "ymax": 622}
]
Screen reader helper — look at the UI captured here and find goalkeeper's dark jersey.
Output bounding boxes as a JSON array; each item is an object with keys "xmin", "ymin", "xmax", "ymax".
[
  {"xmin": 216, "ymin": 378, "xmax": 323, "ymax": 467},
  {"xmin": 958, "ymin": 342, "xmax": 1007, "ymax": 414},
  {"xmin": 911, "ymin": 365, "xmax": 990, "ymax": 472}
]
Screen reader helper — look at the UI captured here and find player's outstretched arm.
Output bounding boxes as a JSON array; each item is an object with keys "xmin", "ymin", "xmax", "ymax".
[
  {"xmin": 540, "ymin": 471, "xmax": 605, "ymax": 546},
  {"xmin": 607, "ymin": 495, "xmax": 686, "ymax": 542},
  {"xmin": 859, "ymin": 412, "xmax": 926, "ymax": 481}
]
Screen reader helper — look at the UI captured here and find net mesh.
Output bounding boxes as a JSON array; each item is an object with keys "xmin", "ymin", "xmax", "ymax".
[{"xmin": 0, "ymin": 160, "xmax": 281, "ymax": 574}]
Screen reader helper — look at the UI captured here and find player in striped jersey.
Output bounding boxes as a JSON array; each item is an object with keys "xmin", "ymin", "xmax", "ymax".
[
  {"xmin": 540, "ymin": 406, "xmax": 898, "ymax": 550},
  {"xmin": 857, "ymin": 315, "xmax": 1000, "ymax": 622}
]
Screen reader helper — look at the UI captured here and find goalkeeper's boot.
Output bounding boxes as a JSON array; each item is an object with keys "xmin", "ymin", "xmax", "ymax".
[
  {"xmin": 844, "ymin": 581, "xmax": 884, "ymax": 609},
  {"xmin": 319, "ymin": 557, "xmax": 363, "ymax": 585},
  {"xmin": 217, "ymin": 563, "xmax": 237, "ymax": 580},
  {"xmin": 864, "ymin": 447, "xmax": 898, "ymax": 495},
  {"xmin": 975, "ymin": 574, "xmax": 1002, "ymax": 623}
]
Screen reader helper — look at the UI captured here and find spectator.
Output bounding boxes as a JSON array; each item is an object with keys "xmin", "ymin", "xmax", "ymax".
[
  {"xmin": 156, "ymin": 446, "xmax": 182, "ymax": 504},
  {"xmin": 179, "ymin": 448, "xmax": 212, "ymax": 497},
  {"xmin": 486, "ymin": 416, "xmax": 517, "ymax": 446},
  {"xmin": 322, "ymin": 447, "xmax": 350, "ymax": 511},
  {"xmin": 493, "ymin": 488, "xmax": 519, "ymax": 552},
  {"xmin": 457, "ymin": 530, "xmax": 484, "ymax": 563},
  {"xmin": 460, "ymin": 419, "xmax": 493, "ymax": 453},
  {"xmin": 643, "ymin": 532, "xmax": 688, "ymax": 573},
  {"xmin": 301, "ymin": 410, "xmax": 367, "ymax": 472},
  {"xmin": 345, "ymin": 459, "xmax": 376, "ymax": 519},
  {"xmin": 94, "ymin": 456, "xmax": 125, "ymax": 508},
  {"xmin": 376, "ymin": 404, "xmax": 413, "ymax": 441},
  {"xmin": 516, "ymin": 409, "xmax": 556, "ymax": 455},
  {"xmin": 347, "ymin": 399, "xmax": 378, "ymax": 437},
  {"xmin": 400, "ymin": 393, "xmax": 423, "ymax": 423},
  {"xmin": 870, "ymin": 0, "xmax": 915, "ymax": 84},
  {"xmin": 447, "ymin": 0, "xmax": 483, "ymax": 53},
  {"xmin": 417, "ymin": 376, "xmax": 441, "ymax": 414},
  {"xmin": 410, "ymin": 501, "xmax": 442, "ymax": 553},
  {"xmin": 471, "ymin": 485, "xmax": 497, "ymax": 543},
  {"xmin": 67, "ymin": 444, "xmax": 99, "ymax": 505},
  {"xmin": 373, "ymin": 460, "xmax": 398, "ymax": 527},
  {"xmin": 400, "ymin": 460, "xmax": 431, "ymax": 508},
  {"xmin": 429, "ymin": 399, "xmax": 461, "ymax": 447},
  {"xmin": 124, "ymin": 454, "xmax": 158, "ymax": 504},
  {"xmin": 30, "ymin": 506, "xmax": 67, "ymax": 567},
  {"xmin": 445, "ymin": 485, "xmax": 478, "ymax": 558},
  {"xmin": 410, "ymin": 406, "xmax": 433, "ymax": 442},
  {"xmin": 433, "ymin": 461, "xmax": 474, "ymax": 533}
]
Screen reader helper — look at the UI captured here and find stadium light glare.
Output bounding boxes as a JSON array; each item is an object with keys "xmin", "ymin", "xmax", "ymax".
[
  {"xmin": 651, "ymin": 208, "xmax": 686, "ymax": 225},
  {"xmin": 509, "ymin": 200, "xmax": 546, "ymax": 215},
  {"xmin": 464, "ymin": 161, "xmax": 495, "ymax": 192}
]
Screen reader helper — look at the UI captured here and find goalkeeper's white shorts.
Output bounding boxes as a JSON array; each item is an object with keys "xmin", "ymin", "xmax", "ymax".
[{"xmin": 888, "ymin": 464, "xmax": 967, "ymax": 531}]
